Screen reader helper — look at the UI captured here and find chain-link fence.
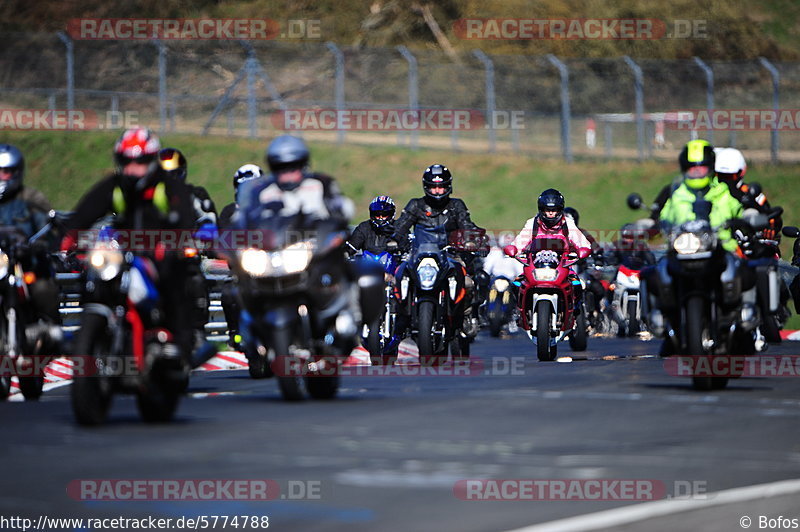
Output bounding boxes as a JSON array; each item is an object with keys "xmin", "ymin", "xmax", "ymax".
[{"xmin": 2, "ymin": 32, "xmax": 799, "ymax": 162}]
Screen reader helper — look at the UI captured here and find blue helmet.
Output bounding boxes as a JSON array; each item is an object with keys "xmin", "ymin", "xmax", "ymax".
[{"xmin": 369, "ymin": 195, "xmax": 396, "ymax": 228}]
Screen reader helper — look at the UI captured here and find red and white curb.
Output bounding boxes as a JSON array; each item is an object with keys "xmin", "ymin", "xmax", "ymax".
[
  {"xmin": 780, "ymin": 330, "xmax": 800, "ymax": 341},
  {"xmin": 7, "ymin": 340, "xmax": 422, "ymax": 399}
]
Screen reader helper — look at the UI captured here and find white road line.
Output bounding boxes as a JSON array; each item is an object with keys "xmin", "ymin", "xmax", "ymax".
[{"xmin": 505, "ymin": 478, "xmax": 800, "ymax": 532}]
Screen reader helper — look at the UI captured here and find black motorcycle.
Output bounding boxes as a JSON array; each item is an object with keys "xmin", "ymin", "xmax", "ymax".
[
  {"xmin": 0, "ymin": 226, "xmax": 61, "ymax": 400},
  {"xmin": 231, "ymin": 213, "xmax": 378, "ymax": 400},
  {"xmin": 70, "ymin": 233, "xmax": 191, "ymax": 424},
  {"xmin": 641, "ymin": 201, "xmax": 759, "ymax": 390},
  {"xmin": 395, "ymin": 225, "xmax": 470, "ymax": 365}
]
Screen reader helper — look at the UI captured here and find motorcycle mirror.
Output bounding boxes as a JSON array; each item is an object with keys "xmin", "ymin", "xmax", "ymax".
[
  {"xmin": 782, "ymin": 226, "xmax": 800, "ymax": 238},
  {"xmin": 626, "ymin": 193, "xmax": 644, "ymax": 211}
]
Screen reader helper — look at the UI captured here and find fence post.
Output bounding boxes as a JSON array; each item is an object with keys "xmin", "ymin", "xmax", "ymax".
[
  {"xmin": 153, "ymin": 39, "xmax": 167, "ymax": 133},
  {"xmin": 396, "ymin": 45, "xmax": 419, "ymax": 150},
  {"xmin": 326, "ymin": 42, "xmax": 346, "ymax": 144},
  {"xmin": 622, "ymin": 56, "xmax": 645, "ymax": 162},
  {"xmin": 546, "ymin": 54, "xmax": 573, "ymax": 163},
  {"xmin": 692, "ymin": 57, "xmax": 714, "ymax": 145},
  {"xmin": 758, "ymin": 57, "xmax": 780, "ymax": 164},
  {"xmin": 56, "ymin": 32, "xmax": 74, "ymax": 127},
  {"xmin": 472, "ymin": 50, "xmax": 496, "ymax": 153},
  {"xmin": 240, "ymin": 41, "xmax": 258, "ymax": 139}
]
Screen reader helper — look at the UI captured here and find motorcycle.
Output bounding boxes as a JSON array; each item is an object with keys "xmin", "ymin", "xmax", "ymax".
[
  {"xmin": 352, "ymin": 246, "xmax": 403, "ymax": 366},
  {"xmin": 640, "ymin": 200, "xmax": 762, "ymax": 390},
  {"xmin": 486, "ymin": 274, "xmax": 517, "ymax": 337},
  {"xmin": 395, "ymin": 225, "xmax": 470, "ymax": 365},
  {"xmin": 507, "ymin": 237, "xmax": 588, "ymax": 361},
  {"xmin": 70, "ymin": 234, "xmax": 191, "ymax": 424},
  {"xmin": 0, "ymin": 226, "xmax": 62, "ymax": 401},
  {"xmin": 231, "ymin": 213, "xmax": 372, "ymax": 400},
  {"xmin": 612, "ymin": 262, "xmax": 646, "ymax": 337}
]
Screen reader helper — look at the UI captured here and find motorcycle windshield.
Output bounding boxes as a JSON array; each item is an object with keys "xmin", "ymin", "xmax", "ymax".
[
  {"xmin": 413, "ymin": 224, "xmax": 449, "ymax": 255},
  {"xmin": 244, "ymin": 212, "xmax": 348, "ymax": 255},
  {"xmin": 527, "ymin": 238, "xmax": 565, "ymax": 267}
]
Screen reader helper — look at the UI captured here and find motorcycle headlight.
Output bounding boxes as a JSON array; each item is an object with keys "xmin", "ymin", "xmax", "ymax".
[
  {"xmin": 240, "ymin": 248, "xmax": 270, "ymax": 276},
  {"xmin": 673, "ymin": 232, "xmax": 712, "ymax": 255},
  {"xmin": 88, "ymin": 247, "xmax": 124, "ymax": 281},
  {"xmin": 493, "ymin": 278, "xmax": 510, "ymax": 292},
  {"xmin": 281, "ymin": 241, "xmax": 313, "ymax": 274},
  {"xmin": 534, "ymin": 267, "xmax": 557, "ymax": 281},
  {"xmin": 417, "ymin": 258, "xmax": 439, "ymax": 290},
  {"xmin": 239, "ymin": 242, "xmax": 313, "ymax": 278},
  {"xmin": 0, "ymin": 251, "xmax": 8, "ymax": 279}
]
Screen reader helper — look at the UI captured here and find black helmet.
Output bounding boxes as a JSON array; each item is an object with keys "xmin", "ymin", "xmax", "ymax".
[
  {"xmin": 158, "ymin": 148, "xmax": 187, "ymax": 181},
  {"xmin": 564, "ymin": 206, "xmax": 579, "ymax": 227},
  {"xmin": 537, "ymin": 188, "xmax": 565, "ymax": 228},
  {"xmin": 0, "ymin": 144, "xmax": 24, "ymax": 201},
  {"xmin": 422, "ymin": 164, "xmax": 452, "ymax": 202},
  {"xmin": 369, "ymin": 195, "xmax": 396, "ymax": 228}
]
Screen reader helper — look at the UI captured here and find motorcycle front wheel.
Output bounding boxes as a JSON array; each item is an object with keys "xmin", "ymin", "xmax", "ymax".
[
  {"xmin": 71, "ymin": 313, "xmax": 113, "ymax": 425},
  {"xmin": 536, "ymin": 300, "xmax": 556, "ymax": 361}
]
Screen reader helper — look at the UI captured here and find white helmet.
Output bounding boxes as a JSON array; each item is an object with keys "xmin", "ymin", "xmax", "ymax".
[{"xmin": 715, "ymin": 148, "xmax": 747, "ymax": 176}]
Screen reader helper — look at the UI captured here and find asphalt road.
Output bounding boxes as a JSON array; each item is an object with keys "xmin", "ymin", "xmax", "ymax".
[{"xmin": 2, "ymin": 333, "xmax": 800, "ymax": 532}]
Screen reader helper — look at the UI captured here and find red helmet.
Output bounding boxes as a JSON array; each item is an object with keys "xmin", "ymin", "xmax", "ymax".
[{"xmin": 114, "ymin": 128, "xmax": 161, "ymax": 172}]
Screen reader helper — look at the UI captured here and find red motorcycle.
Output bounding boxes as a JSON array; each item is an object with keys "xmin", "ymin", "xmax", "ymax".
[{"xmin": 506, "ymin": 238, "xmax": 587, "ymax": 361}]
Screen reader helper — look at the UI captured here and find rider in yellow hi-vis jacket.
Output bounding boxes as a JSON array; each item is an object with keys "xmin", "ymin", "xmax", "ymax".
[{"xmin": 659, "ymin": 139, "xmax": 743, "ymax": 254}]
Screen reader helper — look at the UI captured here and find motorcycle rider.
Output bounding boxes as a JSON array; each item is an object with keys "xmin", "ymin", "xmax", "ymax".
[
  {"xmin": 237, "ymin": 135, "xmax": 353, "ymax": 223},
  {"xmin": 62, "ymin": 128, "xmax": 198, "ymax": 365},
  {"xmin": 218, "ymin": 164, "xmax": 264, "ymax": 351},
  {"xmin": 392, "ymin": 164, "xmax": 488, "ymax": 336},
  {"xmin": 659, "ymin": 140, "xmax": 743, "ymax": 253},
  {"xmin": 158, "ymin": 148, "xmax": 218, "ymax": 230},
  {"xmin": 346, "ymin": 195, "xmax": 400, "ymax": 257},
  {"xmin": 715, "ymin": 147, "xmax": 782, "ymax": 244},
  {"xmin": 645, "ymin": 139, "xmax": 749, "ymax": 343},
  {"xmin": 158, "ymin": 147, "xmax": 217, "ymax": 348},
  {"xmin": 503, "ymin": 188, "xmax": 592, "ymax": 309},
  {"xmin": 0, "ymin": 144, "xmax": 61, "ymax": 362},
  {"xmin": 605, "ymin": 224, "xmax": 657, "ymax": 335},
  {"xmin": 235, "ymin": 135, "xmax": 380, "ymax": 361}
]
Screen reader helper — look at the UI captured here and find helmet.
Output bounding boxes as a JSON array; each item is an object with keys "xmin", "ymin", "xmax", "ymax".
[
  {"xmin": 265, "ymin": 135, "xmax": 309, "ymax": 174},
  {"xmin": 233, "ymin": 164, "xmax": 263, "ymax": 190},
  {"xmin": 678, "ymin": 139, "xmax": 715, "ymax": 189},
  {"xmin": 564, "ymin": 206, "xmax": 579, "ymax": 226},
  {"xmin": 114, "ymin": 127, "xmax": 161, "ymax": 175},
  {"xmin": 0, "ymin": 144, "xmax": 24, "ymax": 201},
  {"xmin": 537, "ymin": 188, "xmax": 565, "ymax": 228},
  {"xmin": 368, "ymin": 195, "xmax": 396, "ymax": 228},
  {"xmin": 422, "ymin": 164, "xmax": 452, "ymax": 201},
  {"xmin": 157, "ymin": 148, "xmax": 187, "ymax": 181},
  {"xmin": 715, "ymin": 147, "xmax": 747, "ymax": 183}
]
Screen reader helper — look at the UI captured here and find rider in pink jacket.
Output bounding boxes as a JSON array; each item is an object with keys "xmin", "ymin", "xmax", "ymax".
[{"xmin": 503, "ymin": 189, "xmax": 592, "ymax": 259}]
